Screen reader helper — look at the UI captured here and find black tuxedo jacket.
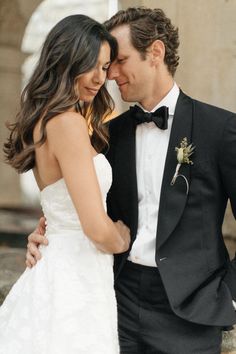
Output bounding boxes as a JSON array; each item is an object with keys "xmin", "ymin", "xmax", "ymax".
[{"xmin": 105, "ymin": 90, "xmax": 236, "ymax": 327}]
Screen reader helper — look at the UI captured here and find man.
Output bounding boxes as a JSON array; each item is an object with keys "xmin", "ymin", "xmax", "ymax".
[{"xmin": 27, "ymin": 7, "xmax": 236, "ymax": 354}]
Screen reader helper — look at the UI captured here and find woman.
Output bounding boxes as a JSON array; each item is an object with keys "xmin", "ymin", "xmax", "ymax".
[{"xmin": 0, "ymin": 14, "xmax": 130, "ymax": 354}]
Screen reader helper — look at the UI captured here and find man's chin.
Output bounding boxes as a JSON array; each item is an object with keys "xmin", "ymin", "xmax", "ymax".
[{"xmin": 120, "ymin": 93, "xmax": 135, "ymax": 103}]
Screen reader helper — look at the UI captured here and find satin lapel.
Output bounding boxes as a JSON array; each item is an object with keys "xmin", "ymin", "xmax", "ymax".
[
  {"xmin": 114, "ymin": 112, "xmax": 138, "ymax": 237},
  {"xmin": 156, "ymin": 91, "xmax": 194, "ymax": 250}
]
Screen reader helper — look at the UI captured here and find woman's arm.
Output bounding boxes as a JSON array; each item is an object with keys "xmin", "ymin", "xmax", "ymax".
[{"xmin": 45, "ymin": 111, "xmax": 130, "ymax": 254}]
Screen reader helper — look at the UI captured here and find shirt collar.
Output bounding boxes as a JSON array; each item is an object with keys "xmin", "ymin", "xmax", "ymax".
[{"xmin": 138, "ymin": 82, "xmax": 180, "ymax": 115}]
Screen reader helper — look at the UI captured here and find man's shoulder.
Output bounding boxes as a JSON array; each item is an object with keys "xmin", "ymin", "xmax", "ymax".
[
  {"xmin": 194, "ymin": 99, "xmax": 235, "ymax": 117},
  {"xmin": 107, "ymin": 110, "xmax": 131, "ymax": 133},
  {"xmin": 182, "ymin": 91, "xmax": 235, "ymax": 118},
  {"xmin": 180, "ymin": 90, "xmax": 235, "ymax": 123},
  {"xmin": 109, "ymin": 110, "xmax": 130, "ymax": 124}
]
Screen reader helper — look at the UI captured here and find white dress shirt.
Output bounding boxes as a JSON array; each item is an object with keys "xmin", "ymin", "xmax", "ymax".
[{"xmin": 128, "ymin": 82, "xmax": 180, "ymax": 266}]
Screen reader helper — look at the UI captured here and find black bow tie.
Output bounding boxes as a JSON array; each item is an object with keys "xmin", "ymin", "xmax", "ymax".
[{"xmin": 130, "ymin": 105, "xmax": 169, "ymax": 130}]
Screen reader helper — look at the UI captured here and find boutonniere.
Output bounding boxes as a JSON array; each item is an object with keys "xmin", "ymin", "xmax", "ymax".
[{"xmin": 170, "ymin": 137, "xmax": 195, "ymax": 194}]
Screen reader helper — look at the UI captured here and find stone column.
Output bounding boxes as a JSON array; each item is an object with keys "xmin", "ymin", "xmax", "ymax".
[
  {"xmin": 0, "ymin": 0, "xmax": 41, "ymax": 205},
  {"xmin": 0, "ymin": 46, "xmax": 26, "ymax": 205}
]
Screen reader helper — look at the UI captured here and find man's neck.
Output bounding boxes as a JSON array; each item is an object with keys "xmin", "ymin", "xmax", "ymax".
[{"xmin": 140, "ymin": 77, "xmax": 175, "ymax": 111}]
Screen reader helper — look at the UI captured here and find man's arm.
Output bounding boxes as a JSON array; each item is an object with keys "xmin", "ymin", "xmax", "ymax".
[
  {"xmin": 219, "ymin": 113, "xmax": 236, "ymax": 216},
  {"xmin": 25, "ymin": 217, "xmax": 48, "ymax": 268},
  {"xmin": 219, "ymin": 113, "xmax": 236, "ymax": 299}
]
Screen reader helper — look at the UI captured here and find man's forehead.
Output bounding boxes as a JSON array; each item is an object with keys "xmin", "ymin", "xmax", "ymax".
[
  {"xmin": 111, "ymin": 24, "xmax": 130, "ymax": 41},
  {"xmin": 111, "ymin": 25, "xmax": 133, "ymax": 51}
]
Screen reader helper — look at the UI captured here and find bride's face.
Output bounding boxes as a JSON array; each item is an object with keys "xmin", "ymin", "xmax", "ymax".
[{"xmin": 75, "ymin": 41, "xmax": 111, "ymax": 102}]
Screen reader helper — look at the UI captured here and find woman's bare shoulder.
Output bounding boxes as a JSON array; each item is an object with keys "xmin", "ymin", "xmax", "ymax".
[{"xmin": 46, "ymin": 111, "xmax": 87, "ymax": 134}]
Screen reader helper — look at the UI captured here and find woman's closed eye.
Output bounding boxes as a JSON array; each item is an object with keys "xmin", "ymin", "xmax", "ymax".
[{"xmin": 103, "ymin": 64, "xmax": 110, "ymax": 71}]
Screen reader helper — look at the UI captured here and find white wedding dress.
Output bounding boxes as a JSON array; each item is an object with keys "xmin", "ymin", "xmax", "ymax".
[{"xmin": 0, "ymin": 154, "xmax": 119, "ymax": 354}]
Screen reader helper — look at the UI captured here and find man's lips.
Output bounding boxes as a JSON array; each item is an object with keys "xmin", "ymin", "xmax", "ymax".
[
  {"xmin": 117, "ymin": 82, "xmax": 128, "ymax": 86},
  {"xmin": 117, "ymin": 82, "xmax": 128, "ymax": 89}
]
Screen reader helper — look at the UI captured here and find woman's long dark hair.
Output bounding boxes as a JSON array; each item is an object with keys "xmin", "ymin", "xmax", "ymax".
[{"xmin": 4, "ymin": 15, "xmax": 117, "ymax": 173}]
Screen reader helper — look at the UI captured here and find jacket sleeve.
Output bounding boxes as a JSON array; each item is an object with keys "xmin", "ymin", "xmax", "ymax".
[
  {"xmin": 219, "ymin": 113, "xmax": 236, "ymax": 299},
  {"xmin": 219, "ymin": 113, "xmax": 236, "ymax": 216}
]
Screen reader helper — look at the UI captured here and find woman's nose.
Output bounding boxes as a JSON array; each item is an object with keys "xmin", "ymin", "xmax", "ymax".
[{"xmin": 94, "ymin": 69, "xmax": 106, "ymax": 85}]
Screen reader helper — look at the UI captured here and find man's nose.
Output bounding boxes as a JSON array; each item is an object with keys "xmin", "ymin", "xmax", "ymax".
[{"xmin": 107, "ymin": 63, "xmax": 119, "ymax": 80}]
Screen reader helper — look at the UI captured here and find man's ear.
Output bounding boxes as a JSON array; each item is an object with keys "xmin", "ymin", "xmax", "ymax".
[{"xmin": 150, "ymin": 40, "xmax": 165, "ymax": 66}]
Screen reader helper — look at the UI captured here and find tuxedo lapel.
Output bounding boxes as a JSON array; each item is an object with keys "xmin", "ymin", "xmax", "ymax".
[{"xmin": 156, "ymin": 91, "xmax": 194, "ymax": 250}]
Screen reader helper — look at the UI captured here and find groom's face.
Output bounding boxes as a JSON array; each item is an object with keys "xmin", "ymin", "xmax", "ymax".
[{"xmin": 108, "ymin": 25, "xmax": 155, "ymax": 106}]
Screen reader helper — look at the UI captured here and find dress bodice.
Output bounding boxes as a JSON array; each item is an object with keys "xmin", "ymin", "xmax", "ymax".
[{"xmin": 40, "ymin": 153, "xmax": 112, "ymax": 234}]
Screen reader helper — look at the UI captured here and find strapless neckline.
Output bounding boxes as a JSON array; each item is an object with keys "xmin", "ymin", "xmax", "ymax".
[{"xmin": 40, "ymin": 153, "xmax": 104, "ymax": 195}]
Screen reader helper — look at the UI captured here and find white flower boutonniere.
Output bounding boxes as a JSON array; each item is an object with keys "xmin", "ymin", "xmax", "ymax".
[{"xmin": 170, "ymin": 137, "xmax": 195, "ymax": 194}]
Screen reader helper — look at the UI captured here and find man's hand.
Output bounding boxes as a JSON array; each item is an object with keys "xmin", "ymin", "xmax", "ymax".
[{"xmin": 25, "ymin": 217, "xmax": 48, "ymax": 268}]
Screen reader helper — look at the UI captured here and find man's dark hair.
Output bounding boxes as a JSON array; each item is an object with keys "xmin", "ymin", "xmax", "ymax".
[{"xmin": 104, "ymin": 7, "xmax": 179, "ymax": 76}]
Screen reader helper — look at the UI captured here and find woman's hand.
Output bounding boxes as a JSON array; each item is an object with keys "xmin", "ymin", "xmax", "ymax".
[
  {"xmin": 113, "ymin": 220, "xmax": 131, "ymax": 253},
  {"xmin": 25, "ymin": 217, "xmax": 48, "ymax": 268}
]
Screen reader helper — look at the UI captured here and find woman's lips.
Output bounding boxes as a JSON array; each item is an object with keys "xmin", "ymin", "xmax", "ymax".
[{"xmin": 86, "ymin": 87, "xmax": 99, "ymax": 95}]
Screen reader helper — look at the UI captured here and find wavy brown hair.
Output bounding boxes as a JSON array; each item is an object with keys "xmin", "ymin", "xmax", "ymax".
[
  {"xmin": 104, "ymin": 7, "xmax": 179, "ymax": 76},
  {"xmin": 4, "ymin": 14, "xmax": 117, "ymax": 173}
]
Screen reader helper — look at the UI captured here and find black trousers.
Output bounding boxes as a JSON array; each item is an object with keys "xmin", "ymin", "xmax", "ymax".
[{"xmin": 115, "ymin": 261, "xmax": 222, "ymax": 354}]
